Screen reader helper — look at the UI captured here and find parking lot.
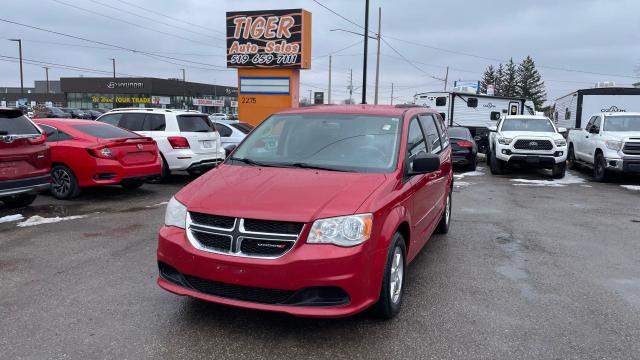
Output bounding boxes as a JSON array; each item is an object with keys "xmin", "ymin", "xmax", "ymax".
[{"xmin": 1, "ymin": 166, "xmax": 639, "ymax": 359}]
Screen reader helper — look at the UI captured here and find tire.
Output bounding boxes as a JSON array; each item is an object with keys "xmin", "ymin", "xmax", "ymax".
[
  {"xmin": 187, "ymin": 169, "xmax": 204, "ymax": 178},
  {"xmin": 593, "ymin": 152, "xmax": 609, "ymax": 182},
  {"xmin": 567, "ymin": 144, "xmax": 579, "ymax": 170},
  {"xmin": 50, "ymin": 165, "xmax": 80, "ymax": 200},
  {"xmin": 436, "ymin": 191, "xmax": 452, "ymax": 234},
  {"xmin": 489, "ymin": 148, "xmax": 505, "ymax": 175},
  {"xmin": 147, "ymin": 155, "xmax": 170, "ymax": 184},
  {"xmin": 2, "ymin": 193, "xmax": 37, "ymax": 208},
  {"xmin": 372, "ymin": 233, "xmax": 407, "ymax": 319},
  {"xmin": 467, "ymin": 158, "xmax": 477, "ymax": 172},
  {"xmin": 121, "ymin": 180, "xmax": 144, "ymax": 190},
  {"xmin": 551, "ymin": 162, "xmax": 566, "ymax": 179}
]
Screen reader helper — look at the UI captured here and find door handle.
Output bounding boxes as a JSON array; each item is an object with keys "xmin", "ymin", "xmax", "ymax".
[{"xmin": 585, "ymin": 135, "xmax": 589, "ymax": 138}]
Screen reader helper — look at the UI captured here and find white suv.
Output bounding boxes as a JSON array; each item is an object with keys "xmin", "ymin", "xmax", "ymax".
[
  {"xmin": 488, "ymin": 115, "xmax": 568, "ymax": 178},
  {"xmin": 96, "ymin": 109, "xmax": 225, "ymax": 180}
]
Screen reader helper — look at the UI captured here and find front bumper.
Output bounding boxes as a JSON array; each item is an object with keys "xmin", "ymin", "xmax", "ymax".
[
  {"xmin": 495, "ymin": 143, "xmax": 567, "ymax": 167},
  {"xmin": 157, "ymin": 226, "xmax": 380, "ymax": 317},
  {"xmin": 604, "ymin": 156, "xmax": 640, "ymax": 174},
  {"xmin": 0, "ymin": 175, "xmax": 50, "ymax": 197}
]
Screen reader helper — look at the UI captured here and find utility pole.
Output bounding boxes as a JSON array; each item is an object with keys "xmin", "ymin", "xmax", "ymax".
[
  {"xmin": 390, "ymin": 83, "xmax": 394, "ymax": 105},
  {"xmin": 43, "ymin": 67, "xmax": 50, "ymax": 94},
  {"xmin": 181, "ymin": 68, "xmax": 186, "ymax": 109},
  {"xmin": 9, "ymin": 39, "xmax": 24, "ymax": 97},
  {"xmin": 349, "ymin": 69, "xmax": 353, "ymax": 104},
  {"xmin": 374, "ymin": 7, "xmax": 381, "ymax": 105},
  {"xmin": 109, "ymin": 58, "xmax": 116, "ymax": 108},
  {"xmin": 328, "ymin": 55, "xmax": 332, "ymax": 105},
  {"xmin": 444, "ymin": 66, "xmax": 449, "ymax": 91},
  {"xmin": 309, "ymin": 89, "xmax": 312, "ymax": 104},
  {"xmin": 362, "ymin": 0, "xmax": 369, "ymax": 104}
]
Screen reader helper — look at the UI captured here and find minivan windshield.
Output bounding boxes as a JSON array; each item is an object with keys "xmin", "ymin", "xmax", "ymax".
[
  {"xmin": 230, "ymin": 113, "xmax": 401, "ymax": 173},
  {"xmin": 604, "ymin": 116, "xmax": 640, "ymax": 131},
  {"xmin": 500, "ymin": 118, "xmax": 555, "ymax": 132}
]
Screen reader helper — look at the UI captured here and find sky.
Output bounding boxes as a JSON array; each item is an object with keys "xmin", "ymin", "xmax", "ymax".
[{"xmin": 1, "ymin": 0, "xmax": 639, "ymax": 106}]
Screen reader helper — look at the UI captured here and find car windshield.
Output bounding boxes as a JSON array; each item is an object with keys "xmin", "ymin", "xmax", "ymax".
[
  {"xmin": 73, "ymin": 124, "xmax": 138, "ymax": 139},
  {"xmin": 501, "ymin": 118, "xmax": 555, "ymax": 132},
  {"xmin": 447, "ymin": 127, "xmax": 470, "ymax": 139},
  {"xmin": 230, "ymin": 113, "xmax": 401, "ymax": 173},
  {"xmin": 177, "ymin": 115, "xmax": 214, "ymax": 132},
  {"xmin": 604, "ymin": 116, "xmax": 640, "ymax": 131},
  {"xmin": 230, "ymin": 122, "xmax": 254, "ymax": 134}
]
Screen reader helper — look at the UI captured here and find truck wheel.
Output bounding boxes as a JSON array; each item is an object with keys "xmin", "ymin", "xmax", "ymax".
[
  {"xmin": 2, "ymin": 193, "xmax": 37, "ymax": 208},
  {"xmin": 372, "ymin": 232, "xmax": 406, "ymax": 319},
  {"xmin": 489, "ymin": 149, "xmax": 505, "ymax": 175},
  {"xmin": 567, "ymin": 145, "xmax": 579, "ymax": 170},
  {"xmin": 593, "ymin": 153, "xmax": 609, "ymax": 182},
  {"xmin": 552, "ymin": 162, "xmax": 566, "ymax": 179}
]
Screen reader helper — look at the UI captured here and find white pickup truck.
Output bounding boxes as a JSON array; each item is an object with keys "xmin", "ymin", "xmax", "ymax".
[
  {"xmin": 567, "ymin": 112, "xmax": 640, "ymax": 181},
  {"xmin": 488, "ymin": 115, "xmax": 568, "ymax": 178}
]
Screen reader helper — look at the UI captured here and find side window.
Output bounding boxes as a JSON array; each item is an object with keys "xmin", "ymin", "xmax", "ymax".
[
  {"xmin": 406, "ymin": 118, "xmax": 428, "ymax": 160},
  {"xmin": 439, "ymin": 112, "xmax": 446, "ymax": 121},
  {"xmin": 119, "ymin": 113, "xmax": 146, "ymax": 131},
  {"xmin": 592, "ymin": 117, "xmax": 601, "ymax": 133},
  {"xmin": 585, "ymin": 116, "xmax": 596, "ymax": 131},
  {"xmin": 467, "ymin": 98, "xmax": 478, "ymax": 108},
  {"xmin": 432, "ymin": 114, "xmax": 449, "ymax": 149},
  {"xmin": 490, "ymin": 111, "xmax": 501, "ymax": 121},
  {"xmin": 435, "ymin": 97, "xmax": 447, "ymax": 107},
  {"xmin": 554, "ymin": 111, "xmax": 559, "ymax": 121},
  {"xmin": 419, "ymin": 115, "xmax": 443, "ymax": 154},
  {"xmin": 57, "ymin": 131, "xmax": 73, "ymax": 141},
  {"xmin": 565, "ymin": 108, "xmax": 571, "ymax": 120},
  {"xmin": 144, "ymin": 114, "xmax": 166, "ymax": 131},
  {"xmin": 97, "ymin": 113, "xmax": 122, "ymax": 126},
  {"xmin": 39, "ymin": 124, "xmax": 58, "ymax": 142},
  {"xmin": 214, "ymin": 123, "xmax": 233, "ymax": 137}
]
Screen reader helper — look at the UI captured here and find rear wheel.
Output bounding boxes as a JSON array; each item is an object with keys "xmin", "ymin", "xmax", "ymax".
[
  {"xmin": 372, "ymin": 233, "xmax": 406, "ymax": 319},
  {"xmin": 121, "ymin": 180, "xmax": 144, "ymax": 190},
  {"xmin": 50, "ymin": 165, "xmax": 80, "ymax": 200},
  {"xmin": 489, "ymin": 148, "xmax": 505, "ymax": 175},
  {"xmin": 593, "ymin": 153, "xmax": 609, "ymax": 182},
  {"xmin": 2, "ymin": 193, "xmax": 37, "ymax": 208},
  {"xmin": 436, "ymin": 192, "xmax": 452, "ymax": 234},
  {"xmin": 148, "ymin": 155, "xmax": 170, "ymax": 183},
  {"xmin": 567, "ymin": 144, "xmax": 579, "ymax": 170},
  {"xmin": 467, "ymin": 158, "xmax": 477, "ymax": 172}
]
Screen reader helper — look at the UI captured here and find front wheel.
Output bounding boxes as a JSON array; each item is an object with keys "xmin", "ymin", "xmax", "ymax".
[
  {"xmin": 2, "ymin": 193, "xmax": 37, "ymax": 208},
  {"xmin": 551, "ymin": 162, "xmax": 566, "ymax": 179},
  {"xmin": 489, "ymin": 149, "xmax": 505, "ymax": 175},
  {"xmin": 372, "ymin": 233, "xmax": 407, "ymax": 319},
  {"xmin": 593, "ymin": 153, "xmax": 609, "ymax": 182}
]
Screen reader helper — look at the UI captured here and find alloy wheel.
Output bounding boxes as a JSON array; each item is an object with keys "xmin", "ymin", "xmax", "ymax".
[
  {"xmin": 52, "ymin": 168, "xmax": 71, "ymax": 196},
  {"xmin": 389, "ymin": 247, "xmax": 404, "ymax": 304}
]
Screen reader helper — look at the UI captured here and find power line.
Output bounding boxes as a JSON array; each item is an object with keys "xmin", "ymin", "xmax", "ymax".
[
  {"xmin": 0, "ymin": 55, "xmax": 138, "ymax": 77},
  {"xmin": 87, "ymin": 0, "xmax": 224, "ymax": 42},
  {"xmin": 116, "ymin": 0, "xmax": 225, "ymax": 36},
  {"xmin": 50, "ymin": 0, "xmax": 225, "ymax": 50},
  {"xmin": 380, "ymin": 38, "xmax": 442, "ymax": 81},
  {"xmin": 311, "ymin": 0, "xmax": 363, "ymax": 30},
  {"xmin": 313, "ymin": 40, "xmax": 363, "ymax": 60}
]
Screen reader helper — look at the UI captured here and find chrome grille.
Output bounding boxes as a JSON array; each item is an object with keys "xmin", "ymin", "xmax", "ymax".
[
  {"xmin": 187, "ymin": 212, "xmax": 303, "ymax": 259},
  {"xmin": 623, "ymin": 142, "xmax": 640, "ymax": 155},
  {"xmin": 513, "ymin": 139, "xmax": 553, "ymax": 151}
]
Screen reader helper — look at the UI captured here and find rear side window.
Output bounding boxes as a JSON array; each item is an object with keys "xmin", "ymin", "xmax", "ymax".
[
  {"xmin": 38, "ymin": 124, "xmax": 73, "ymax": 142},
  {"xmin": 145, "ymin": 114, "xmax": 166, "ymax": 131},
  {"xmin": 230, "ymin": 122, "xmax": 254, "ymax": 134},
  {"xmin": 72, "ymin": 124, "xmax": 138, "ymax": 139},
  {"xmin": 0, "ymin": 113, "xmax": 39, "ymax": 135},
  {"xmin": 214, "ymin": 123, "xmax": 232, "ymax": 137},
  {"xmin": 177, "ymin": 115, "xmax": 213, "ymax": 132},
  {"xmin": 97, "ymin": 113, "xmax": 122, "ymax": 126},
  {"xmin": 435, "ymin": 97, "xmax": 447, "ymax": 106},
  {"xmin": 119, "ymin": 113, "xmax": 146, "ymax": 131}
]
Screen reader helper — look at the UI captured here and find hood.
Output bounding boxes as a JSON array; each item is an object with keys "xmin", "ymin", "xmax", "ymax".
[
  {"xmin": 603, "ymin": 131, "xmax": 640, "ymax": 140},
  {"xmin": 500, "ymin": 131, "xmax": 561, "ymax": 139},
  {"xmin": 177, "ymin": 164, "xmax": 387, "ymax": 223}
]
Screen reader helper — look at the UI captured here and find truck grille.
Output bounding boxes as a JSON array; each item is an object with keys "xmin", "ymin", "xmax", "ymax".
[
  {"xmin": 513, "ymin": 139, "xmax": 553, "ymax": 151},
  {"xmin": 187, "ymin": 212, "xmax": 303, "ymax": 259},
  {"xmin": 623, "ymin": 142, "xmax": 640, "ymax": 155}
]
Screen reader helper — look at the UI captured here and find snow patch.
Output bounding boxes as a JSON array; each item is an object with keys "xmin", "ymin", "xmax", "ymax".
[
  {"xmin": 621, "ymin": 185, "xmax": 640, "ymax": 191},
  {"xmin": 454, "ymin": 170, "xmax": 484, "ymax": 180},
  {"xmin": 510, "ymin": 171, "xmax": 585, "ymax": 187},
  {"xmin": 580, "ymin": 185, "xmax": 593, "ymax": 188},
  {"xmin": 454, "ymin": 181, "xmax": 471, "ymax": 187},
  {"xmin": 17, "ymin": 215, "xmax": 88, "ymax": 227},
  {"xmin": 146, "ymin": 201, "xmax": 169, "ymax": 208},
  {"xmin": 0, "ymin": 214, "xmax": 24, "ymax": 224}
]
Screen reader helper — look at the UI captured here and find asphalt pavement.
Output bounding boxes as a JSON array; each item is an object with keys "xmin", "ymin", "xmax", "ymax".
[{"xmin": 1, "ymin": 167, "xmax": 639, "ymax": 359}]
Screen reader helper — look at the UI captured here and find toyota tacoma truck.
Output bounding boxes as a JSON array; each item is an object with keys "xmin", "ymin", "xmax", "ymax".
[
  {"xmin": 488, "ymin": 115, "xmax": 568, "ymax": 178},
  {"xmin": 567, "ymin": 112, "xmax": 640, "ymax": 181}
]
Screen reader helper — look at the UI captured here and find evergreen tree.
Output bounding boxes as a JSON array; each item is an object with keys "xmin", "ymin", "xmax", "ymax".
[
  {"xmin": 517, "ymin": 56, "xmax": 547, "ymax": 108},
  {"xmin": 494, "ymin": 64, "xmax": 504, "ymax": 96},
  {"xmin": 480, "ymin": 65, "xmax": 497, "ymax": 94},
  {"xmin": 501, "ymin": 58, "xmax": 519, "ymax": 97}
]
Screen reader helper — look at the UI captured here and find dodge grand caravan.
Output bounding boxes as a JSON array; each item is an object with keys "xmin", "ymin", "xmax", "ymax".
[{"xmin": 157, "ymin": 105, "xmax": 453, "ymax": 318}]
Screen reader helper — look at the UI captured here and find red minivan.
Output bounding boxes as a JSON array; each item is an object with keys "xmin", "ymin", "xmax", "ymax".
[
  {"xmin": 0, "ymin": 109, "xmax": 50, "ymax": 208},
  {"xmin": 157, "ymin": 105, "xmax": 453, "ymax": 318}
]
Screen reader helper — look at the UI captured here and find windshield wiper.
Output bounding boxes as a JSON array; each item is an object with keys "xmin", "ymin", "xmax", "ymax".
[
  {"xmin": 288, "ymin": 162, "xmax": 351, "ymax": 172},
  {"xmin": 229, "ymin": 157, "xmax": 283, "ymax": 168}
]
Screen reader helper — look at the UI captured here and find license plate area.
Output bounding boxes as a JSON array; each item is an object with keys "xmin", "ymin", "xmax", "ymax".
[
  {"xmin": 201, "ymin": 141, "xmax": 213, "ymax": 149},
  {"xmin": 526, "ymin": 156, "xmax": 540, "ymax": 164}
]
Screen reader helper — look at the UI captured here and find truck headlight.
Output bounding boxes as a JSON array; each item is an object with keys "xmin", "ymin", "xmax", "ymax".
[
  {"xmin": 554, "ymin": 139, "xmax": 567, "ymax": 147},
  {"xmin": 605, "ymin": 140, "xmax": 622, "ymax": 151},
  {"xmin": 307, "ymin": 214, "xmax": 373, "ymax": 247},
  {"xmin": 498, "ymin": 137, "xmax": 513, "ymax": 145},
  {"xmin": 165, "ymin": 197, "xmax": 187, "ymax": 229}
]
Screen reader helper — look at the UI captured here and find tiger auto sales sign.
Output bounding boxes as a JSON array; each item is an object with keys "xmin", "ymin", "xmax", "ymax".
[{"xmin": 226, "ymin": 9, "xmax": 311, "ymax": 69}]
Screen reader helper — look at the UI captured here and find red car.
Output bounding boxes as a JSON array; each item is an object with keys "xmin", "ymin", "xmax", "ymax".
[
  {"xmin": 157, "ymin": 105, "xmax": 453, "ymax": 318},
  {"xmin": 33, "ymin": 119, "xmax": 162, "ymax": 199},
  {"xmin": 1, "ymin": 108, "xmax": 50, "ymax": 208}
]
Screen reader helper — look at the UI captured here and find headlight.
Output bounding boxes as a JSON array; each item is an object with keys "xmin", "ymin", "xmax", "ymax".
[
  {"xmin": 307, "ymin": 214, "xmax": 373, "ymax": 247},
  {"xmin": 554, "ymin": 139, "xmax": 567, "ymax": 147},
  {"xmin": 605, "ymin": 140, "xmax": 622, "ymax": 151},
  {"xmin": 165, "ymin": 196, "xmax": 187, "ymax": 229},
  {"xmin": 498, "ymin": 137, "xmax": 513, "ymax": 145}
]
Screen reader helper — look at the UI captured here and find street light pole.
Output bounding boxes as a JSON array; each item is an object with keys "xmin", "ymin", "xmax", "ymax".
[
  {"xmin": 109, "ymin": 58, "xmax": 116, "ymax": 108},
  {"xmin": 374, "ymin": 7, "xmax": 381, "ymax": 105},
  {"xmin": 362, "ymin": 0, "xmax": 369, "ymax": 104},
  {"xmin": 9, "ymin": 39, "xmax": 24, "ymax": 97},
  {"xmin": 181, "ymin": 69, "xmax": 186, "ymax": 109},
  {"xmin": 328, "ymin": 55, "xmax": 332, "ymax": 105}
]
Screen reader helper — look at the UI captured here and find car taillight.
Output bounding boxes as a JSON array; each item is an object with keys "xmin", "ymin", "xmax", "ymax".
[
  {"xmin": 87, "ymin": 145, "xmax": 114, "ymax": 159},
  {"xmin": 456, "ymin": 140, "xmax": 473, "ymax": 148},
  {"xmin": 27, "ymin": 132, "xmax": 47, "ymax": 145},
  {"xmin": 168, "ymin": 137, "xmax": 190, "ymax": 149}
]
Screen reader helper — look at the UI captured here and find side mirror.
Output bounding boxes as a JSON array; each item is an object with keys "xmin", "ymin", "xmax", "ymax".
[
  {"xmin": 488, "ymin": 125, "xmax": 497, "ymax": 132},
  {"xmin": 588, "ymin": 125, "xmax": 599, "ymax": 134},
  {"xmin": 557, "ymin": 127, "xmax": 567, "ymax": 133},
  {"xmin": 224, "ymin": 144, "xmax": 237, "ymax": 157},
  {"xmin": 410, "ymin": 153, "xmax": 440, "ymax": 175}
]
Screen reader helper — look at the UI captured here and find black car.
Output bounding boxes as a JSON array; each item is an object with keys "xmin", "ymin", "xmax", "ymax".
[
  {"xmin": 81, "ymin": 109, "xmax": 103, "ymax": 120},
  {"xmin": 46, "ymin": 107, "xmax": 72, "ymax": 118},
  {"xmin": 448, "ymin": 126, "xmax": 478, "ymax": 171},
  {"xmin": 61, "ymin": 108, "xmax": 91, "ymax": 119}
]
